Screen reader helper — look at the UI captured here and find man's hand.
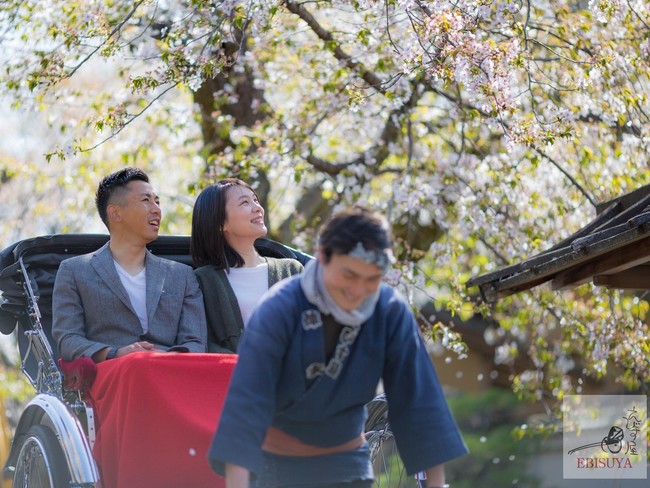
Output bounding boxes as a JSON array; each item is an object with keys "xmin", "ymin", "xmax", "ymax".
[
  {"xmin": 94, "ymin": 341, "xmax": 159, "ymax": 362},
  {"xmin": 116, "ymin": 341, "xmax": 158, "ymax": 357},
  {"xmin": 225, "ymin": 463, "xmax": 250, "ymax": 488}
]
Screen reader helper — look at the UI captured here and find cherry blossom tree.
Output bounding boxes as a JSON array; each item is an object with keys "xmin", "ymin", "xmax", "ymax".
[{"xmin": 0, "ymin": 0, "xmax": 649, "ymax": 423}]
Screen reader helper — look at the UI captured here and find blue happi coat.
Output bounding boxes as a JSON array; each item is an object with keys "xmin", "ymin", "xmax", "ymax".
[{"xmin": 209, "ymin": 275, "xmax": 467, "ymax": 486}]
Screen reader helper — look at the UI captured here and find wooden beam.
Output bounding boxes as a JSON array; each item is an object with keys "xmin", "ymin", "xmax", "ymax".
[
  {"xmin": 593, "ymin": 266, "xmax": 650, "ymax": 290},
  {"xmin": 551, "ymin": 235, "xmax": 650, "ymax": 290}
]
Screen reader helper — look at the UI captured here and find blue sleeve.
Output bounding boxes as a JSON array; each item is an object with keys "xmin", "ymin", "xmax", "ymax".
[
  {"xmin": 208, "ymin": 280, "xmax": 298, "ymax": 474},
  {"xmin": 381, "ymin": 293, "xmax": 468, "ymax": 473}
]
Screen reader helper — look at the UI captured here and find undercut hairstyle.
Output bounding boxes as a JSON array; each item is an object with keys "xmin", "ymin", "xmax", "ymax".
[
  {"xmin": 319, "ymin": 204, "xmax": 392, "ymax": 264},
  {"xmin": 190, "ymin": 178, "xmax": 260, "ymax": 270},
  {"xmin": 95, "ymin": 167, "xmax": 150, "ymax": 229}
]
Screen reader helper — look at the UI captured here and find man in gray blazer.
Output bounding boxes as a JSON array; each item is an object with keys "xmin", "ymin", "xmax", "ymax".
[{"xmin": 52, "ymin": 167, "xmax": 207, "ymax": 362}]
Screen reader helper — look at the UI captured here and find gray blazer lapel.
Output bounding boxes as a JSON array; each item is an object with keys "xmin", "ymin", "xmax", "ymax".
[
  {"xmin": 145, "ymin": 252, "xmax": 165, "ymax": 326},
  {"xmin": 90, "ymin": 243, "xmax": 134, "ymax": 312}
]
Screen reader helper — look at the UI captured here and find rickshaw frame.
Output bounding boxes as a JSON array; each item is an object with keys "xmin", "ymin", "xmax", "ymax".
[{"xmin": 0, "ymin": 234, "xmax": 407, "ymax": 487}]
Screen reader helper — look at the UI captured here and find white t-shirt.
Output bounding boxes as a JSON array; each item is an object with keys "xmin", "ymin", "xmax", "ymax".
[
  {"xmin": 227, "ymin": 264, "xmax": 269, "ymax": 325},
  {"xmin": 114, "ymin": 261, "xmax": 148, "ymax": 333}
]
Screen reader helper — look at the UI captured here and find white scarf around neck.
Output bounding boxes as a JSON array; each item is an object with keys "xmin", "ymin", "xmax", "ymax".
[{"xmin": 299, "ymin": 259, "xmax": 379, "ymax": 327}]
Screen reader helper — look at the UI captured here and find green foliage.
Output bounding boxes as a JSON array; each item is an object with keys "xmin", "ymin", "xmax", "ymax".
[
  {"xmin": 0, "ymin": 366, "xmax": 31, "ymax": 401},
  {"xmin": 445, "ymin": 389, "xmax": 543, "ymax": 488},
  {"xmin": 1, "ymin": 0, "xmax": 650, "ymax": 417}
]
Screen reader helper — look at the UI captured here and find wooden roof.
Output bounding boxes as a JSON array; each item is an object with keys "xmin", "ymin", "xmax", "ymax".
[{"xmin": 467, "ymin": 184, "xmax": 650, "ymax": 303}]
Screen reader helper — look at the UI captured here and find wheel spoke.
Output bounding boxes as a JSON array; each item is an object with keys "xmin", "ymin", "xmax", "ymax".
[
  {"xmin": 365, "ymin": 395, "xmax": 417, "ymax": 488},
  {"xmin": 13, "ymin": 425, "xmax": 71, "ymax": 488},
  {"xmin": 368, "ymin": 426, "xmax": 417, "ymax": 488}
]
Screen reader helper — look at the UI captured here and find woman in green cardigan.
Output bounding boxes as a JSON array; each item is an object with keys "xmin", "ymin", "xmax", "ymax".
[{"xmin": 190, "ymin": 179, "xmax": 304, "ymax": 353}]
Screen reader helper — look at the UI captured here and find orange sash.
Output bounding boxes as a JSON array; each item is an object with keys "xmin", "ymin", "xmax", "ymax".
[{"xmin": 262, "ymin": 426, "xmax": 364, "ymax": 456}]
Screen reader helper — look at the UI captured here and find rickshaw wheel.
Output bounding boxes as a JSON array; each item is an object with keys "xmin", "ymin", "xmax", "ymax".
[
  {"xmin": 365, "ymin": 395, "xmax": 419, "ymax": 488},
  {"xmin": 13, "ymin": 424, "xmax": 71, "ymax": 488}
]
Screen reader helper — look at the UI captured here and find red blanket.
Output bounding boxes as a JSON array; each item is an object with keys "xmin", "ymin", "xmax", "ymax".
[{"xmin": 90, "ymin": 352, "xmax": 237, "ymax": 488}]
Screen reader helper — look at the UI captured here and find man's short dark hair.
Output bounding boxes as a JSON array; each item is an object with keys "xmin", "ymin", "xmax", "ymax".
[
  {"xmin": 95, "ymin": 167, "xmax": 149, "ymax": 229},
  {"xmin": 319, "ymin": 204, "xmax": 392, "ymax": 263}
]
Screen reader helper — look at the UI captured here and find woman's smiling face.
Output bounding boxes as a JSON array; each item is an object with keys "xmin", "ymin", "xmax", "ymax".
[{"xmin": 222, "ymin": 185, "xmax": 267, "ymax": 244}]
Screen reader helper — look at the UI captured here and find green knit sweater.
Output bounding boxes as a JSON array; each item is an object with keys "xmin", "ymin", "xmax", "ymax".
[{"xmin": 194, "ymin": 257, "xmax": 304, "ymax": 353}]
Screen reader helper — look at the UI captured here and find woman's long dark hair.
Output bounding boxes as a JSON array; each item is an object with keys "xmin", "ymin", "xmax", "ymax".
[{"xmin": 190, "ymin": 178, "xmax": 260, "ymax": 270}]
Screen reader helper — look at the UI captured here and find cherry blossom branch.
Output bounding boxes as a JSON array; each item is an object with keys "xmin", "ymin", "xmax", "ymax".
[
  {"xmin": 626, "ymin": 0, "xmax": 650, "ymax": 30},
  {"xmin": 304, "ymin": 79, "xmax": 424, "ymax": 175},
  {"xmin": 534, "ymin": 147, "xmax": 597, "ymax": 207},
  {"xmin": 283, "ymin": 0, "xmax": 387, "ymax": 94},
  {"xmin": 63, "ymin": 1, "xmax": 148, "ymax": 81},
  {"xmin": 78, "ymin": 82, "xmax": 180, "ymax": 153}
]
